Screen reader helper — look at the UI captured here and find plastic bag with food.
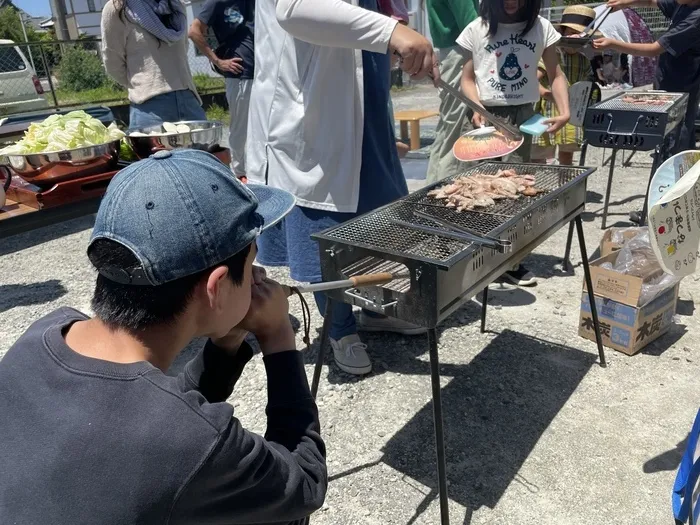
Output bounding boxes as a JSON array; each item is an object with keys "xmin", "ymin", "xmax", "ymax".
[
  {"xmin": 601, "ymin": 229, "xmax": 682, "ymax": 305},
  {"xmin": 610, "ymin": 226, "xmax": 645, "ymax": 246}
]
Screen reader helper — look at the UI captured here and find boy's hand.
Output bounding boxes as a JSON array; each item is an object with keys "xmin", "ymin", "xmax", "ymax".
[
  {"xmin": 389, "ymin": 23, "xmax": 440, "ymax": 86},
  {"xmin": 541, "ymin": 89, "xmax": 554, "ymax": 102},
  {"xmin": 240, "ymin": 275, "xmax": 295, "ymax": 355},
  {"xmin": 593, "ymin": 38, "xmax": 616, "ymax": 50},
  {"xmin": 210, "ymin": 328, "xmax": 248, "ymax": 354},
  {"xmin": 544, "ymin": 114, "xmax": 569, "ymax": 133},
  {"xmin": 209, "ymin": 266, "xmax": 274, "ymax": 353}
]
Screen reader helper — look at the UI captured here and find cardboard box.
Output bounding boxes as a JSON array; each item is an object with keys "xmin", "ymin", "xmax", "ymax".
[
  {"xmin": 579, "ymin": 252, "xmax": 679, "ymax": 355},
  {"xmin": 599, "ymin": 227, "xmax": 645, "ymax": 258}
]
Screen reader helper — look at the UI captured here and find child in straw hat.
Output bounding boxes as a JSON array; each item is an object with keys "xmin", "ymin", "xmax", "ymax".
[{"xmin": 532, "ymin": 5, "xmax": 599, "ymax": 165}]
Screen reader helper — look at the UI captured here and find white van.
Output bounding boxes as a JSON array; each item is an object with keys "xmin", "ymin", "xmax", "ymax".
[{"xmin": 0, "ymin": 40, "xmax": 48, "ymax": 114}]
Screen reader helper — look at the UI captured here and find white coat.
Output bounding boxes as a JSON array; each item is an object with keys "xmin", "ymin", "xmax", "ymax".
[{"xmin": 246, "ymin": 0, "xmax": 398, "ymax": 213}]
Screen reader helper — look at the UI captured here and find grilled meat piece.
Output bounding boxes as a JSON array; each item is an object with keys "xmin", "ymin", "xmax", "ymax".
[{"xmin": 428, "ymin": 170, "xmax": 542, "ymax": 211}]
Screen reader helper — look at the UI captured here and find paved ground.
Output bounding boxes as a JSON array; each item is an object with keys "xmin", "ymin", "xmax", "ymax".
[{"xmin": 2, "ymin": 84, "xmax": 700, "ymax": 525}]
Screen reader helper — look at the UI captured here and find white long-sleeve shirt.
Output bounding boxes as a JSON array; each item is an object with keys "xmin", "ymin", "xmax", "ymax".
[{"xmin": 246, "ymin": 0, "xmax": 398, "ymax": 212}]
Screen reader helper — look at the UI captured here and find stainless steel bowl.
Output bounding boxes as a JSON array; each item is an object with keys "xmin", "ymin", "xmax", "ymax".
[
  {"xmin": 126, "ymin": 120, "xmax": 224, "ymax": 159},
  {"xmin": 5, "ymin": 139, "xmax": 121, "ymax": 186}
]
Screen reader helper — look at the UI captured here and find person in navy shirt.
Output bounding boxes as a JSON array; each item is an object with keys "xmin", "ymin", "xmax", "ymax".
[
  {"xmin": 594, "ymin": 0, "xmax": 700, "ymax": 152},
  {"xmin": 189, "ymin": 0, "xmax": 255, "ymax": 178}
]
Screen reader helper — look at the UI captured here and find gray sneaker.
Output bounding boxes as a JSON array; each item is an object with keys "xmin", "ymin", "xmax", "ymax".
[
  {"xmin": 357, "ymin": 312, "xmax": 427, "ymax": 335},
  {"xmin": 331, "ymin": 334, "xmax": 372, "ymax": 375}
]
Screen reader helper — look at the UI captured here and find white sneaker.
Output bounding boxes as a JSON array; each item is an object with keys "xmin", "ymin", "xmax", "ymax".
[
  {"xmin": 357, "ymin": 312, "xmax": 427, "ymax": 335},
  {"xmin": 331, "ymin": 334, "xmax": 372, "ymax": 375}
]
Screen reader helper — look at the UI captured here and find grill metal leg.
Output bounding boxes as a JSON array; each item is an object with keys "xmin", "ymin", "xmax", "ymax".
[
  {"xmin": 480, "ymin": 287, "xmax": 488, "ymax": 333},
  {"xmin": 579, "ymin": 140, "xmax": 588, "ymax": 166},
  {"xmin": 563, "ymin": 221, "xmax": 575, "ymax": 272},
  {"xmin": 601, "ymin": 148, "xmax": 617, "ymax": 230},
  {"xmin": 576, "ymin": 215, "xmax": 607, "ymax": 367},
  {"xmin": 428, "ymin": 328, "xmax": 450, "ymax": 525},
  {"xmin": 562, "ymin": 141, "xmax": 588, "ymax": 272},
  {"xmin": 311, "ymin": 298, "xmax": 334, "ymax": 398},
  {"xmin": 639, "ymin": 145, "xmax": 663, "ymax": 226}
]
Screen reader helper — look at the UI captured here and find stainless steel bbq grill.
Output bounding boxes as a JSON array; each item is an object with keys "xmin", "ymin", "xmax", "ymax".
[
  {"xmin": 583, "ymin": 91, "xmax": 687, "ymax": 151},
  {"xmin": 315, "ymin": 163, "xmax": 597, "ymax": 328},
  {"xmin": 310, "ymin": 162, "xmax": 607, "ymax": 525},
  {"xmin": 576, "ymin": 90, "xmax": 688, "ymax": 232}
]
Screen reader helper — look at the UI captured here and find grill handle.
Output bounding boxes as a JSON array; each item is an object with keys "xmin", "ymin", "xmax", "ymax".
[
  {"xmin": 605, "ymin": 113, "xmax": 643, "ymax": 137},
  {"xmin": 282, "ymin": 272, "xmax": 397, "ymax": 296}
]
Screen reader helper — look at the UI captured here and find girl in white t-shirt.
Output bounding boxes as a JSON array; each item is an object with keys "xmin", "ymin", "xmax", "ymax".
[
  {"xmin": 456, "ymin": 0, "xmax": 571, "ymax": 287},
  {"xmin": 456, "ymin": 0, "xmax": 570, "ymax": 163}
]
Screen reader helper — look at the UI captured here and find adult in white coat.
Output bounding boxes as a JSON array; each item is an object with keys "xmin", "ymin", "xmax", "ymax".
[{"xmin": 248, "ymin": 0, "xmax": 438, "ymax": 375}]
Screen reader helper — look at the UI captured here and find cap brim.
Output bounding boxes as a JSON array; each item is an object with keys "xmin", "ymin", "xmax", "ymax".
[{"xmin": 246, "ymin": 183, "xmax": 296, "ymax": 229}]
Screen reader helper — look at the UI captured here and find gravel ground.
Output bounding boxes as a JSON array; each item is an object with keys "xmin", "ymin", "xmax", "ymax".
[{"xmin": 2, "ymin": 84, "xmax": 700, "ymax": 525}]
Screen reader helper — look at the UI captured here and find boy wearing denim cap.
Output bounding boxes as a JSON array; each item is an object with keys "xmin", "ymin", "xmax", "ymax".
[{"xmin": 0, "ymin": 150, "xmax": 326, "ymax": 524}]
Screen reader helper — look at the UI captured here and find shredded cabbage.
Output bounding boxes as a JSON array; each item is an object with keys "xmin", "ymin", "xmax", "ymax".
[{"xmin": 0, "ymin": 110, "xmax": 125, "ymax": 155}]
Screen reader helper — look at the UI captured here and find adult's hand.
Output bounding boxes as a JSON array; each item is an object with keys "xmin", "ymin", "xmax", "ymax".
[
  {"xmin": 216, "ymin": 57, "xmax": 244, "ymax": 74},
  {"xmin": 389, "ymin": 24, "xmax": 440, "ymax": 85},
  {"xmin": 607, "ymin": 0, "xmax": 634, "ymax": 11},
  {"xmin": 239, "ymin": 273, "xmax": 295, "ymax": 355}
]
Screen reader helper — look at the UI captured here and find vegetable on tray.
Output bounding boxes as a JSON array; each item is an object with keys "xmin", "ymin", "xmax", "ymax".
[
  {"xmin": 119, "ymin": 140, "xmax": 138, "ymax": 162},
  {"xmin": 128, "ymin": 122, "xmax": 205, "ymax": 137},
  {"xmin": 0, "ymin": 110, "xmax": 125, "ymax": 155}
]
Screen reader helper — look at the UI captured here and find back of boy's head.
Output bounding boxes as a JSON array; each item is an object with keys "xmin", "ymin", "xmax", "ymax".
[{"xmin": 89, "ymin": 239, "xmax": 251, "ymax": 332}]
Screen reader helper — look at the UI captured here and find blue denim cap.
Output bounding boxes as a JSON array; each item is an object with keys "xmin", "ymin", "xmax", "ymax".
[{"xmin": 89, "ymin": 149, "xmax": 295, "ymax": 286}]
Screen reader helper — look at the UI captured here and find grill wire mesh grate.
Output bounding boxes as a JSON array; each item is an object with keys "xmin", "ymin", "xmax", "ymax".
[
  {"xmin": 322, "ymin": 163, "xmax": 588, "ymax": 264},
  {"xmin": 593, "ymin": 92, "xmax": 683, "ymax": 113}
]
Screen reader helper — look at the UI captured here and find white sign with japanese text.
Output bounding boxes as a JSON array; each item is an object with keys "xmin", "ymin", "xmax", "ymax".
[{"xmin": 648, "ymin": 154, "xmax": 700, "ymax": 277}]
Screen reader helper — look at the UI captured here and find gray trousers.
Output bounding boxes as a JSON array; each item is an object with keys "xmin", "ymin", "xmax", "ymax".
[{"xmin": 427, "ymin": 47, "xmax": 469, "ymax": 184}]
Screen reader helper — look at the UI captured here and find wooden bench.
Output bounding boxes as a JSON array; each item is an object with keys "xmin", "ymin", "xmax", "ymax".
[{"xmin": 394, "ymin": 110, "xmax": 439, "ymax": 151}]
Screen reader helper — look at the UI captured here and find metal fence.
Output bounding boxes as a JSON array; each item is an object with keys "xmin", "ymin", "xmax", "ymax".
[
  {"xmin": 0, "ymin": 38, "xmax": 226, "ymax": 117},
  {"xmin": 541, "ymin": 4, "xmax": 670, "ymax": 37}
]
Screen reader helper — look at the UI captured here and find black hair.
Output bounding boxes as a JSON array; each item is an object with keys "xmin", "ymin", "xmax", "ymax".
[
  {"xmin": 88, "ymin": 239, "xmax": 252, "ymax": 332},
  {"xmin": 479, "ymin": 0, "xmax": 542, "ymax": 37}
]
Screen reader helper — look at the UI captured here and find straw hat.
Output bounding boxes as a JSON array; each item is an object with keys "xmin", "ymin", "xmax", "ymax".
[{"xmin": 556, "ymin": 5, "xmax": 604, "ymax": 38}]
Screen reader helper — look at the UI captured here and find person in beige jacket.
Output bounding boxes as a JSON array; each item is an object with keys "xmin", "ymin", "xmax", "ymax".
[{"xmin": 101, "ymin": 0, "xmax": 206, "ymax": 129}]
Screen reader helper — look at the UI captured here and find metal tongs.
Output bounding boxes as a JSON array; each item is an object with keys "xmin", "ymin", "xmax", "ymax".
[
  {"xmin": 394, "ymin": 50, "xmax": 523, "ymax": 141},
  {"xmin": 556, "ymin": 6, "xmax": 612, "ymax": 53},
  {"xmin": 431, "ymin": 72, "xmax": 523, "ymax": 142},
  {"xmin": 391, "ymin": 210, "xmax": 513, "ymax": 253}
]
